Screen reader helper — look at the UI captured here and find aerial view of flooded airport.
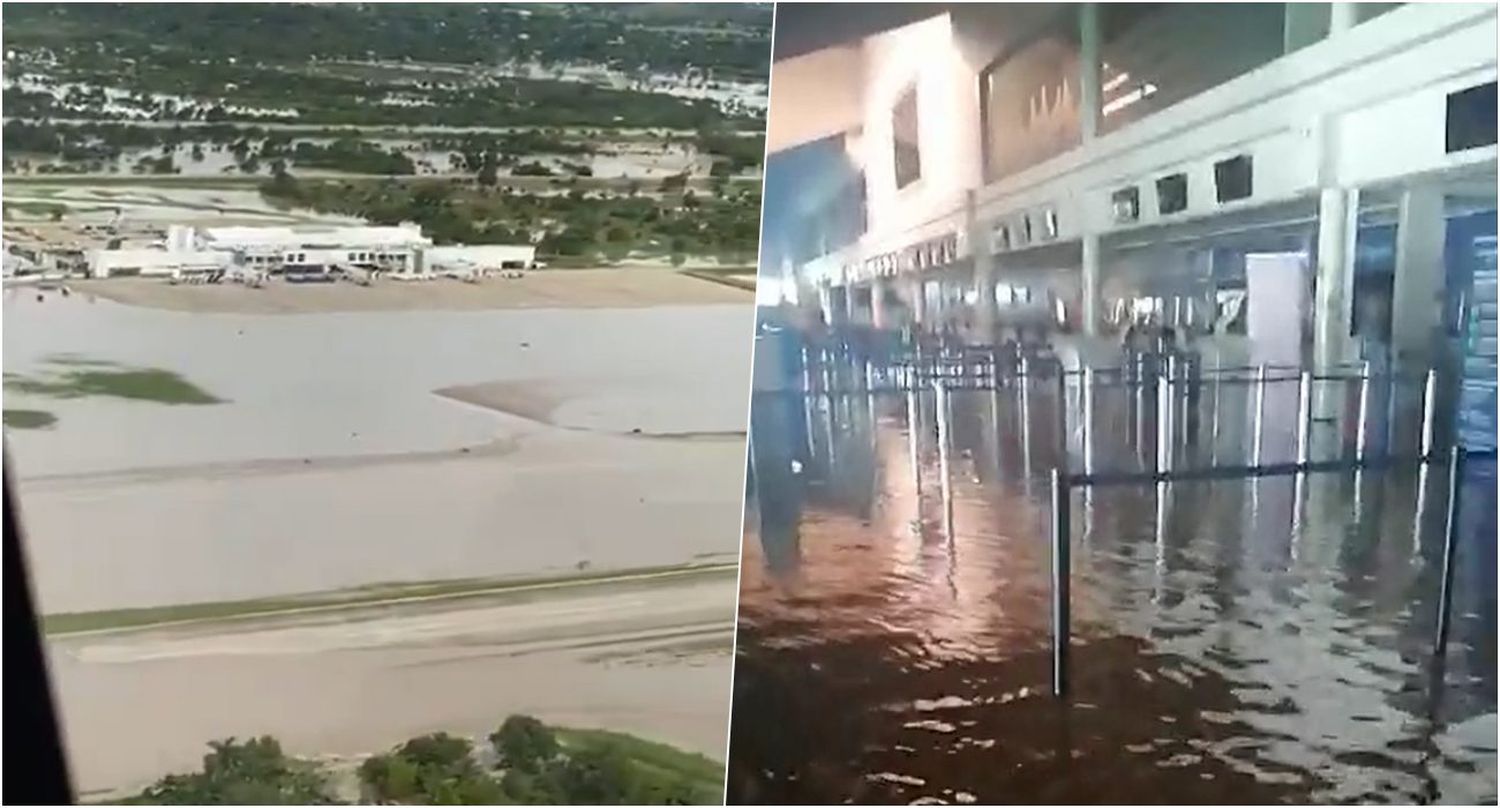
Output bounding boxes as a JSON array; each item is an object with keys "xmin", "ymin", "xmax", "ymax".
[
  {"xmin": 731, "ymin": 3, "xmax": 1497, "ymax": 805},
  {"xmin": 3, "ymin": 4, "xmax": 766, "ymax": 803}
]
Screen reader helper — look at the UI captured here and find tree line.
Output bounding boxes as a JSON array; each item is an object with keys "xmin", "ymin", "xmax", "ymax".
[{"xmin": 123, "ymin": 715, "xmax": 720, "ymax": 804}]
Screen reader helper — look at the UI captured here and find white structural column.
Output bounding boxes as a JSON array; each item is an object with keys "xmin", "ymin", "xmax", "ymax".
[
  {"xmin": 966, "ymin": 190, "xmax": 998, "ymax": 343},
  {"xmin": 1078, "ymin": 3, "xmax": 1101, "ymax": 141},
  {"xmin": 1390, "ymin": 185, "xmax": 1446, "ymax": 369},
  {"xmin": 1081, "ymin": 235, "xmax": 1101, "ymax": 336},
  {"xmin": 1308, "ymin": 0, "xmax": 1358, "ymax": 420},
  {"xmin": 871, "ymin": 278, "xmax": 890, "ymax": 330},
  {"xmin": 1312, "ymin": 186, "xmax": 1359, "ymax": 398},
  {"xmin": 1330, "ymin": 2, "xmax": 1358, "ymax": 34},
  {"xmin": 1078, "ymin": 3, "xmax": 1103, "ymax": 335},
  {"xmin": 909, "ymin": 274, "xmax": 927, "ymax": 327}
]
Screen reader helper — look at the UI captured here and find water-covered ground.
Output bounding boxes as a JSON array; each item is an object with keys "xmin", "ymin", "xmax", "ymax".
[
  {"xmin": 729, "ymin": 374, "xmax": 1497, "ymax": 804},
  {"xmin": 4, "ymin": 292, "xmax": 751, "ymax": 612}
]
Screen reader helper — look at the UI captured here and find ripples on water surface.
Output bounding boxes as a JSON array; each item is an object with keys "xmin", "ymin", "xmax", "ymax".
[{"xmin": 730, "ymin": 387, "xmax": 1496, "ymax": 804}]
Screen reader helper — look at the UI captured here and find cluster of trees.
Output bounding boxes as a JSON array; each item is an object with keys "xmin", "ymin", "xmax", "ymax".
[
  {"xmin": 3, "ymin": 5, "xmax": 769, "ymax": 130},
  {"xmin": 259, "ymin": 173, "xmax": 761, "ymax": 262},
  {"xmin": 123, "ymin": 737, "xmax": 336, "ymax": 805},
  {"xmin": 260, "ymin": 136, "xmax": 416, "ymax": 176},
  {"xmin": 123, "ymin": 716, "xmax": 717, "ymax": 805},
  {"xmin": 694, "ymin": 129, "xmax": 765, "ymax": 176},
  {"xmin": 359, "ymin": 717, "xmax": 702, "ymax": 804},
  {"xmin": 3, "ymin": 4, "xmax": 771, "ymax": 84}
]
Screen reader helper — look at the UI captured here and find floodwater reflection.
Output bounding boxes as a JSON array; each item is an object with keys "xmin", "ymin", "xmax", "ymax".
[{"xmin": 731, "ymin": 385, "xmax": 1496, "ymax": 804}]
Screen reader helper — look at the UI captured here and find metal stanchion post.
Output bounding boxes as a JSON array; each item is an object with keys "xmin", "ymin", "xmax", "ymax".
[
  {"xmin": 1252, "ymin": 364, "xmax": 1267, "ymax": 468},
  {"xmin": 907, "ymin": 389, "xmax": 922, "ymax": 497},
  {"xmin": 1356, "ymin": 360, "xmax": 1372, "ymax": 467},
  {"xmin": 1050, "ymin": 467, "xmax": 1071, "ymax": 698},
  {"xmin": 1083, "ymin": 366, "xmax": 1095, "ymax": 476},
  {"xmin": 1157, "ymin": 371, "xmax": 1172, "ymax": 476},
  {"xmin": 1295, "ymin": 370, "xmax": 1312, "ymax": 470},
  {"xmin": 1421, "ymin": 369, "xmax": 1438, "ymax": 462},
  {"xmin": 935, "ymin": 381, "xmax": 954, "ymax": 538},
  {"xmin": 1434, "ymin": 447, "xmax": 1466, "ymax": 659}
]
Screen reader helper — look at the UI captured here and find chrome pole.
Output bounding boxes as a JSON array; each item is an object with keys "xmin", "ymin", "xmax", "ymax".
[
  {"xmin": 907, "ymin": 388, "xmax": 922, "ymax": 497},
  {"xmin": 1295, "ymin": 370, "xmax": 1312, "ymax": 470},
  {"xmin": 934, "ymin": 380, "xmax": 954, "ymax": 538},
  {"xmin": 1434, "ymin": 446, "xmax": 1466, "ymax": 659},
  {"xmin": 1050, "ymin": 467, "xmax": 1071, "ymax": 698},
  {"xmin": 1082, "ymin": 366, "xmax": 1096, "ymax": 476},
  {"xmin": 1157, "ymin": 371, "xmax": 1172, "ymax": 476},
  {"xmin": 1252, "ymin": 364, "xmax": 1267, "ymax": 468},
  {"xmin": 1420, "ymin": 368, "xmax": 1438, "ymax": 462},
  {"xmin": 1356, "ymin": 360, "xmax": 1372, "ymax": 466}
]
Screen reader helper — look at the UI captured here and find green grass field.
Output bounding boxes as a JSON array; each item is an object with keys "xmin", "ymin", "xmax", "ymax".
[
  {"xmin": 2, "ymin": 409, "xmax": 58, "ymax": 429},
  {"xmin": 5, "ymin": 365, "xmax": 223, "ymax": 405},
  {"xmin": 556, "ymin": 726, "xmax": 724, "ymax": 804},
  {"xmin": 43, "ymin": 561, "xmax": 738, "ymax": 635}
]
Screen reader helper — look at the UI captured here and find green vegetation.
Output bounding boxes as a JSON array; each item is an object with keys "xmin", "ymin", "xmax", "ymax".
[
  {"xmin": 3, "ymin": 5, "xmax": 768, "ymax": 130},
  {"xmin": 123, "ymin": 737, "xmax": 336, "ymax": 805},
  {"xmin": 359, "ymin": 716, "xmax": 716, "ymax": 804},
  {"xmin": 259, "ymin": 173, "xmax": 761, "ymax": 263},
  {"xmin": 5, "ymin": 365, "xmax": 222, "ymax": 405},
  {"xmin": 122, "ymin": 717, "xmax": 720, "ymax": 805},
  {"xmin": 2, "ymin": 409, "xmax": 58, "ymax": 429},
  {"xmin": 260, "ymin": 136, "xmax": 415, "ymax": 175},
  {"xmin": 42, "ymin": 562, "xmax": 737, "ymax": 635}
]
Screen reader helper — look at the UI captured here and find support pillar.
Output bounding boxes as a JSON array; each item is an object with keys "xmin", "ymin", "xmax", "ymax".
[
  {"xmin": 1391, "ymin": 185, "xmax": 1446, "ymax": 371},
  {"xmin": 1330, "ymin": 2, "xmax": 1357, "ymax": 34},
  {"xmin": 1081, "ymin": 233, "xmax": 1101, "ymax": 336},
  {"xmin": 909, "ymin": 274, "xmax": 927, "ymax": 328},
  {"xmin": 1312, "ymin": 187, "xmax": 1358, "ymax": 421},
  {"xmin": 967, "ymin": 190, "xmax": 997, "ymax": 343},
  {"xmin": 871, "ymin": 278, "xmax": 890, "ymax": 330},
  {"xmin": 1078, "ymin": 3, "xmax": 1101, "ymax": 142}
]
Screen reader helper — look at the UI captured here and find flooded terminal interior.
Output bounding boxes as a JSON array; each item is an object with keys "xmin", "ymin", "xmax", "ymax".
[{"xmin": 734, "ymin": 3, "xmax": 1498, "ymax": 803}]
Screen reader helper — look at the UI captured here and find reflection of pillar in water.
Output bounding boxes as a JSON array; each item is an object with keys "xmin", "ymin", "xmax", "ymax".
[
  {"xmin": 1020, "ymin": 358, "xmax": 1034, "ymax": 481},
  {"xmin": 1153, "ymin": 481, "xmax": 1170, "ymax": 605},
  {"xmin": 822, "ymin": 388, "xmax": 836, "ymax": 474},
  {"xmin": 907, "ymin": 389, "xmax": 922, "ymax": 499},
  {"xmin": 1082, "ymin": 367, "xmax": 1095, "ymax": 476},
  {"xmin": 800, "ymin": 348, "xmax": 816, "ymax": 463},
  {"xmin": 1210, "ymin": 361, "xmax": 1221, "ymax": 465},
  {"xmin": 935, "ymin": 382, "xmax": 954, "ymax": 540},
  {"xmin": 989, "ymin": 386, "xmax": 1004, "ymax": 479}
]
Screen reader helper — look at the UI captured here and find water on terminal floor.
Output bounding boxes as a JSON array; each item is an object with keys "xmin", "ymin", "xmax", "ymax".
[{"xmin": 729, "ymin": 370, "xmax": 1497, "ymax": 804}]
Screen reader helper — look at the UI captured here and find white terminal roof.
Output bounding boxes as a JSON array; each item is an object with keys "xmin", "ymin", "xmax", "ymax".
[{"xmin": 199, "ymin": 225, "xmax": 431, "ymax": 250}]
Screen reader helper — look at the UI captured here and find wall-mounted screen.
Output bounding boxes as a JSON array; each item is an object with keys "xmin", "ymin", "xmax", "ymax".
[
  {"xmin": 1156, "ymin": 173, "xmax": 1188, "ymax": 214},
  {"xmin": 1213, "ymin": 155, "xmax": 1253, "ymax": 203},
  {"xmin": 1446, "ymin": 81, "xmax": 1498, "ymax": 153},
  {"xmin": 1111, "ymin": 186, "xmax": 1140, "ymax": 222}
]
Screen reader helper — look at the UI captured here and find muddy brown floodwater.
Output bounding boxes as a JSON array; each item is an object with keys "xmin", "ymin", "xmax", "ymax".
[{"xmin": 730, "ymin": 382, "xmax": 1496, "ymax": 804}]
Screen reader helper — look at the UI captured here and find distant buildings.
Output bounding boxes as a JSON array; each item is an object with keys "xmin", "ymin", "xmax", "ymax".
[{"xmin": 81, "ymin": 224, "xmax": 538, "ymax": 280}]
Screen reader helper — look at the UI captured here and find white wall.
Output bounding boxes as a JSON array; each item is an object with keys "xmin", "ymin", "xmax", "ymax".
[
  {"xmin": 857, "ymin": 13, "xmax": 978, "ymax": 251},
  {"xmin": 767, "ymin": 46, "xmax": 865, "ymax": 156},
  {"xmin": 423, "ymin": 245, "xmax": 537, "ymax": 270}
]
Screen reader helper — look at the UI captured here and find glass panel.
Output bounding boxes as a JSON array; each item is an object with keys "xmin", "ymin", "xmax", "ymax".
[
  {"xmin": 981, "ymin": 10, "xmax": 1081, "ymax": 181},
  {"xmin": 1099, "ymin": 3, "xmax": 1286, "ymax": 136}
]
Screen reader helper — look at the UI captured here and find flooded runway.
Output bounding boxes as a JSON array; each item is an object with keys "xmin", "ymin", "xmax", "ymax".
[{"xmin": 729, "ymin": 368, "xmax": 1496, "ymax": 804}]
